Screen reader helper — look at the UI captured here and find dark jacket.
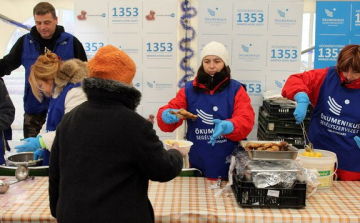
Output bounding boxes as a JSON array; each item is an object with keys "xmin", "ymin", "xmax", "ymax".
[
  {"xmin": 49, "ymin": 77, "xmax": 183, "ymax": 223},
  {"xmin": 0, "ymin": 78, "xmax": 15, "ymax": 164}
]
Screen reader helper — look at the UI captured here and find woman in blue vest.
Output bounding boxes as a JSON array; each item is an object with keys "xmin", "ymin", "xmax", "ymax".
[
  {"xmin": 14, "ymin": 51, "xmax": 88, "ymax": 165},
  {"xmin": 282, "ymin": 44, "xmax": 360, "ymax": 181},
  {"xmin": 157, "ymin": 41, "xmax": 255, "ymax": 180}
]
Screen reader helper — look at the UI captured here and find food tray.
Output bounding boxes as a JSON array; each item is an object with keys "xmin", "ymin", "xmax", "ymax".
[
  {"xmin": 232, "ymin": 173, "xmax": 306, "ymax": 208},
  {"xmin": 257, "ymin": 124, "xmax": 305, "ymax": 148},
  {"xmin": 240, "ymin": 141, "xmax": 299, "ymax": 160},
  {"xmin": 258, "ymin": 106, "xmax": 309, "ymax": 135},
  {"xmin": 263, "ymin": 99, "xmax": 313, "ymax": 120}
]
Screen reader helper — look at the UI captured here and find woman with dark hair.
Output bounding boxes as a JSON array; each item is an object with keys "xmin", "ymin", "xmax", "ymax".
[
  {"xmin": 282, "ymin": 44, "xmax": 360, "ymax": 181},
  {"xmin": 157, "ymin": 41, "xmax": 255, "ymax": 179}
]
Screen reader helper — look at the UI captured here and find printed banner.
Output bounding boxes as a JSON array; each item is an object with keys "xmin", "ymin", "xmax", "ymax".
[
  {"xmin": 74, "ymin": 0, "xmax": 178, "ymax": 140},
  {"xmin": 315, "ymin": 1, "xmax": 360, "ymax": 69}
]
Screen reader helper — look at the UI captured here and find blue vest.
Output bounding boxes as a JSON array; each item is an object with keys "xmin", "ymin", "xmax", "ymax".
[
  {"xmin": 308, "ymin": 66, "xmax": 360, "ymax": 172},
  {"xmin": 185, "ymin": 80, "xmax": 241, "ymax": 179},
  {"xmin": 42, "ymin": 83, "xmax": 81, "ymax": 165},
  {"xmin": 22, "ymin": 32, "xmax": 75, "ymax": 115}
]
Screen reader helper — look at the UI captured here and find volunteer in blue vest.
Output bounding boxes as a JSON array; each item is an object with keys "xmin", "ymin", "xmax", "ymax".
[
  {"xmin": 0, "ymin": 2, "xmax": 87, "ymax": 138},
  {"xmin": 0, "ymin": 78, "xmax": 15, "ymax": 165},
  {"xmin": 13, "ymin": 51, "xmax": 88, "ymax": 165},
  {"xmin": 282, "ymin": 44, "xmax": 360, "ymax": 181},
  {"xmin": 157, "ymin": 41, "xmax": 255, "ymax": 180}
]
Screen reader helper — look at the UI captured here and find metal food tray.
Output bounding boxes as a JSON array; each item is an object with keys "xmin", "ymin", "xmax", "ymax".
[{"xmin": 240, "ymin": 141, "xmax": 299, "ymax": 160}]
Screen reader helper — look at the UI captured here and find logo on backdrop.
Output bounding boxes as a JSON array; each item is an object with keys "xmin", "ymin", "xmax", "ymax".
[
  {"xmin": 238, "ymin": 43, "xmax": 261, "ymax": 62},
  {"xmin": 78, "ymin": 10, "xmax": 106, "ymax": 19},
  {"xmin": 275, "ymin": 8, "xmax": 296, "ymax": 27},
  {"xmin": 241, "ymin": 44, "xmax": 251, "ymax": 53},
  {"xmin": 145, "ymin": 10, "xmax": 156, "ymax": 21},
  {"xmin": 207, "ymin": 8, "xmax": 217, "ymax": 17},
  {"xmin": 204, "ymin": 7, "xmax": 226, "ymax": 25},
  {"xmin": 146, "ymin": 81, "xmax": 172, "ymax": 90},
  {"xmin": 275, "ymin": 79, "xmax": 286, "ymax": 89},
  {"xmin": 277, "ymin": 9, "xmax": 287, "ymax": 18},
  {"xmin": 325, "ymin": 8, "xmax": 335, "ymax": 18},
  {"xmin": 327, "ymin": 96, "xmax": 343, "ymax": 116},
  {"xmin": 77, "ymin": 10, "xmax": 87, "ymax": 21}
]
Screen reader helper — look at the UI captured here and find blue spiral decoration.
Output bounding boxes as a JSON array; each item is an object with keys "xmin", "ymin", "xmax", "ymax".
[{"xmin": 178, "ymin": 0, "xmax": 197, "ymax": 88}]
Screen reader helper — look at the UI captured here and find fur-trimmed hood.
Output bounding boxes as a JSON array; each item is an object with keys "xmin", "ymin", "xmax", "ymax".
[
  {"xmin": 82, "ymin": 77, "xmax": 141, "ymax": 110},
  {"xmin": 53, "ymin": 58, "xmax": 88, "ymax": 97}
]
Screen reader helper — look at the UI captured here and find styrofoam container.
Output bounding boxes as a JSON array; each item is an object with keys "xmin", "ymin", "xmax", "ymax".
[{"xmin": 163, "ymin": 139, "xmax": 193, "ymax": 153}]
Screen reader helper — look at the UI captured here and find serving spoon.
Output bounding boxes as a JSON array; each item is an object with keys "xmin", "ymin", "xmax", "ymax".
[{"xmin": 0, "ymin": 165, "xmax": 33, "ymax": 194}]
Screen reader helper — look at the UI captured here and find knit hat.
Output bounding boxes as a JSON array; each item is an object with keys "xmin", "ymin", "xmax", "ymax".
[
  {"xmin": 87, "ymin": 45, "xmax": 136, "ymax": 85},
  {"xmin": 200, "ymin": 41, "xmax": 229, "ymax": 66}
]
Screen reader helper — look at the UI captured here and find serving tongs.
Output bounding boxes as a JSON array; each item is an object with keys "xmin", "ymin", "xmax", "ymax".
[{"xmin": 300, "ymin": 121, "xmax": 314, "ymax": 153}]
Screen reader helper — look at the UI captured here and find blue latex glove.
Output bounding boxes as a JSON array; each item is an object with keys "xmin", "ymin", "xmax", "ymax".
[
  {"xmin": 161, "ymin": 109, "xmax": 181, "ymax": 124},
  {"xmin": 15, "ymin": 135, "xmax": 42, "ymax": 152},
  {"xmin": 354, "ymin": 136, "xmax": 360, "ymax": 149},
  {"xmin": 33, "ymin": 148, "xmax": 44, "ymax": 160},
  {"xmin": 293, "ymin": 92, "xmax": 310, "ymax": 124},
  {"xmin": 210, "ymin": 119, "xmax": 234, "ymax": 146}
]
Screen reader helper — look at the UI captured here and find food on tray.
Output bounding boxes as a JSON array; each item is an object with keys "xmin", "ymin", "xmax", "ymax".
[
  {"xmin": 169, "ymin": 109, "xmax": 198, "ymax": 120},
  {"xmin": 245, "ymin": 141, "xmax": 290, "ymax": 151}
]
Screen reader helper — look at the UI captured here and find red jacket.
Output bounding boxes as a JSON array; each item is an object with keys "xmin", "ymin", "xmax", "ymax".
[
  {"xmin": 157, "ymin": 78, "xmax": 254, "ymax": 142},
  {"xmin": 282, "ymin": 67, "xmax": 360, "ymax": 107}
]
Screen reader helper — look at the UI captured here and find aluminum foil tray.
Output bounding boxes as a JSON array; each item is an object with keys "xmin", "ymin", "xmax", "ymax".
[{"xmin": 240, "ymin": 141, "xmax": 299, "ymax": 160}]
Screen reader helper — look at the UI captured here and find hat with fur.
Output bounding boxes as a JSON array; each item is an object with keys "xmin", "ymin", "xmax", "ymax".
[
  {"xmin": 200, "ymin": 41, "xmax": 229, "ymax": 66},
  {"xmin": 87, "ymin": 45, "xmax": 136, "ymax": 85},
  {"xmin": 54, "ymin": 58, "xmax": 88, "ymax": 98}
]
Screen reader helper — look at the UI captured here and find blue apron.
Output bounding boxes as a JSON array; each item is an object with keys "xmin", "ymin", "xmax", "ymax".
[
  {"xmin": 43, "ymin": 83, "xmax": 81, "ymax": 165},
  {"xmin": 185, "ymin": 80, "xmax": 241, "ymax": 178},
  {"xmin": 308, "ymin": 66, "xmax": 360, "ymax": 172}
]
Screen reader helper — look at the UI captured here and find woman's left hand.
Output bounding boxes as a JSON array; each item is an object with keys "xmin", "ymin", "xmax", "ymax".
[{"xmin": 209, "ymin": 119, "xmax": 234, "ymax": 146}]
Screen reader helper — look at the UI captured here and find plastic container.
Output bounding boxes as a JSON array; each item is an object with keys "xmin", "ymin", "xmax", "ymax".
[
  {"xmin": 258, "ymin": 106, "xmax": 309, "ymax": 135},
  {"xmin": 257, "ymin": 124, "xmax": 305, "ymax": 148},
  {"xmin": 263, "ymin": 100, "xmax": 313, "ymax": 120},
  {"xmin": 298, "ymin": 149, "xmax": 338, "ymax": 190},
  {"xmin": 231, "ymin": 173, "xmax": 306, "ymax": 208}
]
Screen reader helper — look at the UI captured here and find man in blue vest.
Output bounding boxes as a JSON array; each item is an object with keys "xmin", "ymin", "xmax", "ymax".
[{"xmin": 0, "ymin": 2, "xmax": 87, "ymax": 138}]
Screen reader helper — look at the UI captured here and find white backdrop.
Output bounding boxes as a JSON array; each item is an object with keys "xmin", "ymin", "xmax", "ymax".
[{"xmin": 74, "ymin": 0, "xmax": 304, "ymax": 140}]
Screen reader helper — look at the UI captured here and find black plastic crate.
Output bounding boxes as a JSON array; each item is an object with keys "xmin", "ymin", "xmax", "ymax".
[
  {"xmin": 263, "ymin": 99, "xmax": 313, "ymax": 120},
  {"xmin": 258, "ymin": 106, "xmax": 310, "ymax": 136},
  {"xmin": 231, "ymin": 174, "xmax": 306, "ymax": 208},
  {"xmin": 257, "ymin": 124, "xmax": 305, "ymax": 148}
]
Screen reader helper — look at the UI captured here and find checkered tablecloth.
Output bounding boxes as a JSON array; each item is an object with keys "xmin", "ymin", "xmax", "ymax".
[{"xmin": 1, "ymin": 176, "xmax": 360, "ymax": 222}]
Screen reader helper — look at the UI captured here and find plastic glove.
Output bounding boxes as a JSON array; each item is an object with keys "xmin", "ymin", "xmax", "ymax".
[
  {"xmin": 354, "ymin": 136, "xmax": 360, "ymax": 149},
  {"xmin": 15, "ymin": 135, "xmax": 42, "ymax": 152},
  {"xmin": 210, "ymin": 119, "xmax": 234, "ymax": 146},
  {"xmin": 33, "ymin": 148, "xmax": 44, "ymax": 160},
  {"xmin": 293, "ymin": 92, "xmax": 310, "ymax": 124},
  {"xmin": 161, "ymin": 109, "xmax": 180, "ymax": 124}
]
